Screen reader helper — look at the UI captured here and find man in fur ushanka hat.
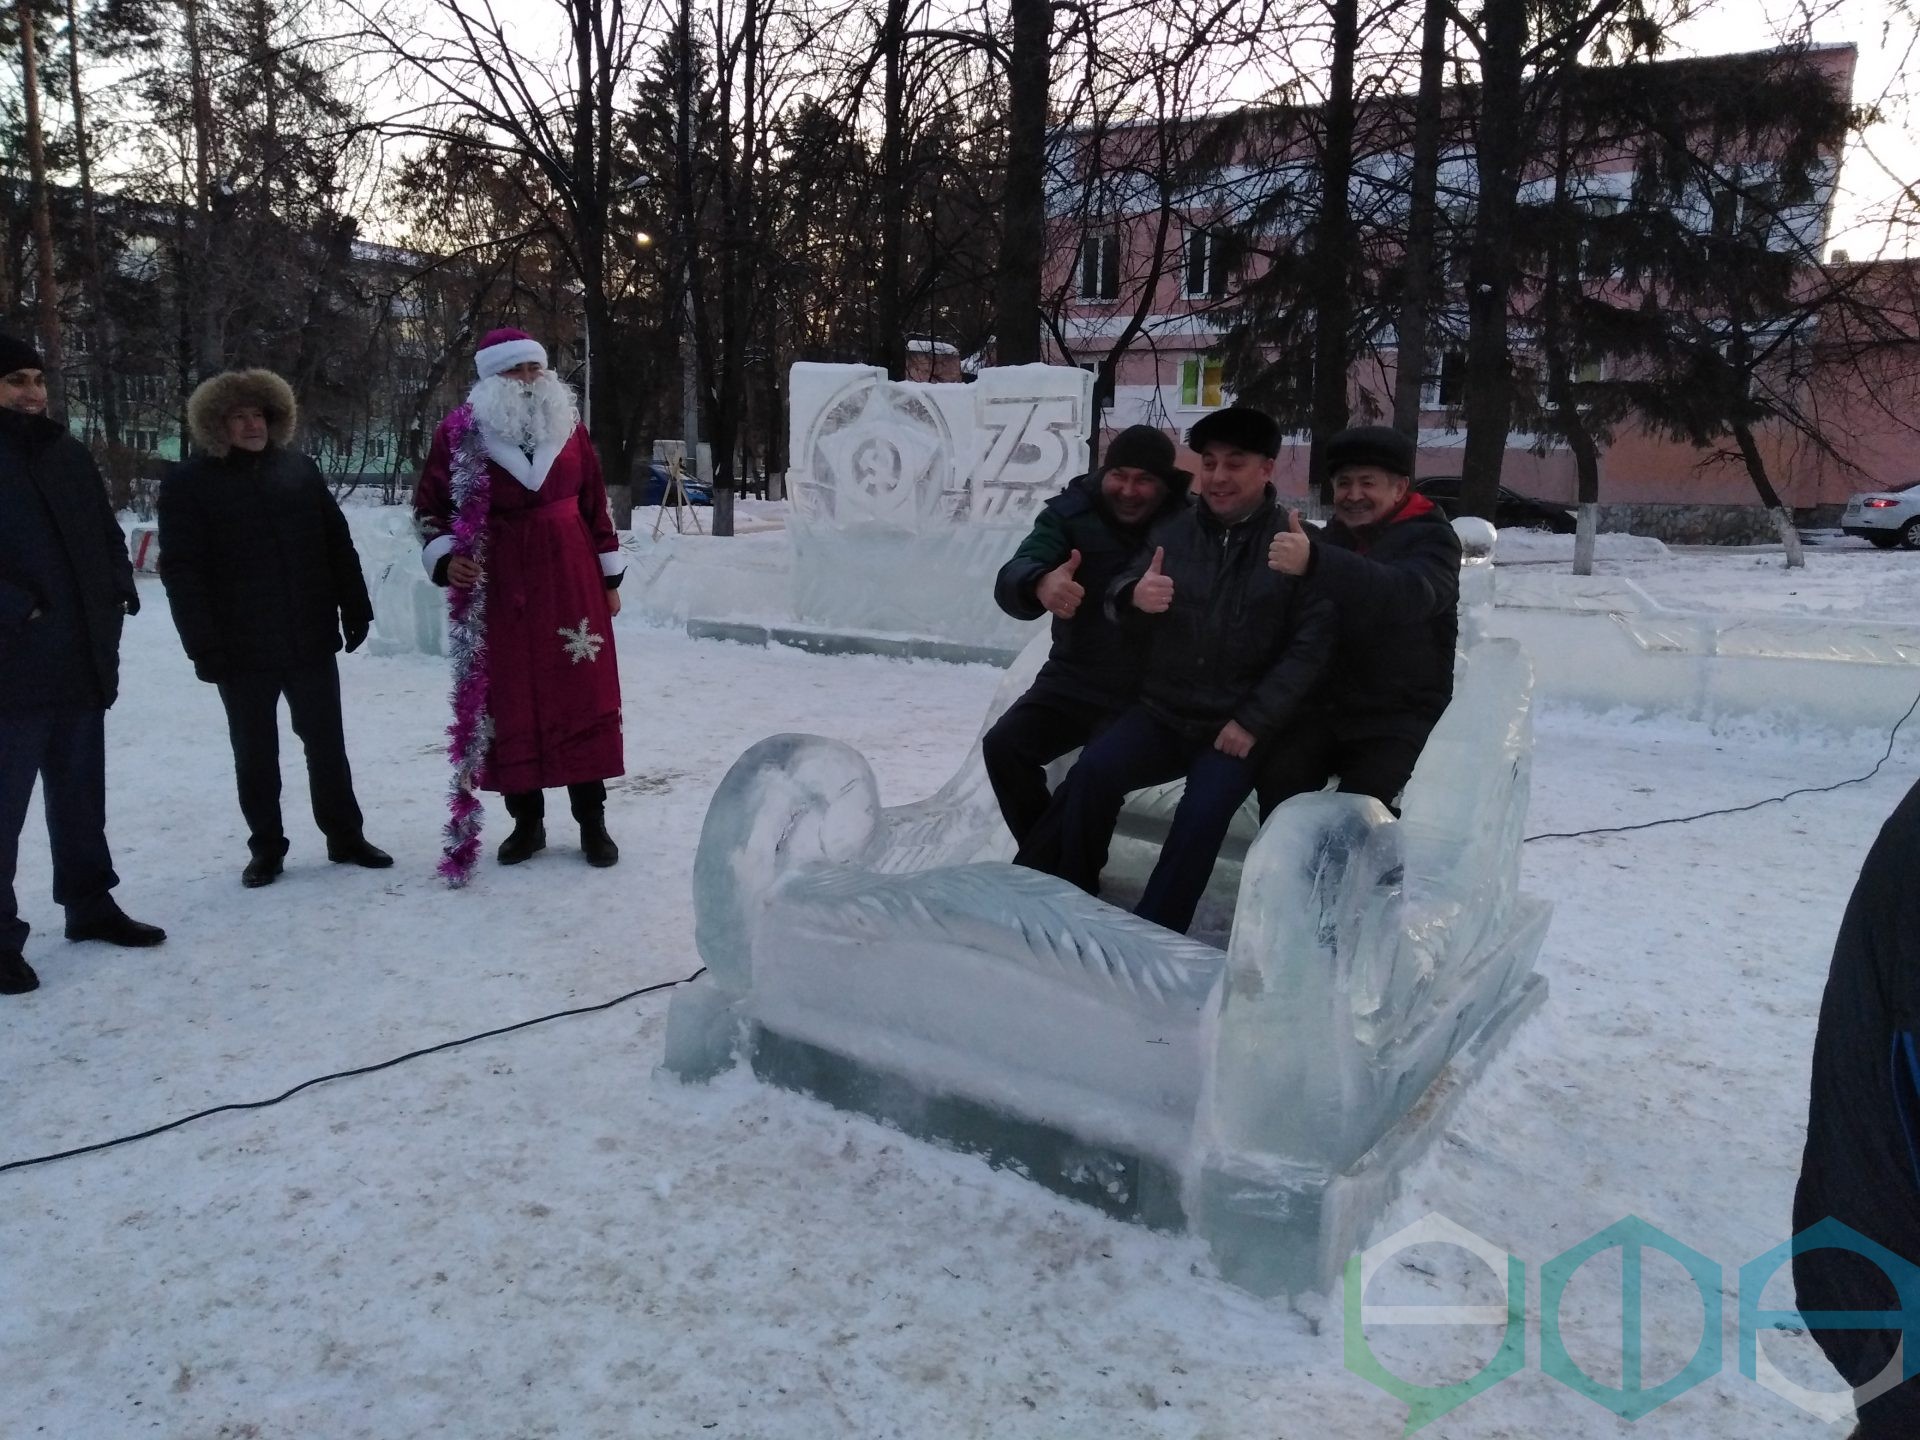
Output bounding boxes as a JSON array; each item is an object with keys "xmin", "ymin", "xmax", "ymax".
[
  {"xmin": 159, "ymin": 368, "xmax": 390, "ymax": 888},
  {"xmin": 414, "ymin": 329, "xmax": 625, "ymax": 881}
]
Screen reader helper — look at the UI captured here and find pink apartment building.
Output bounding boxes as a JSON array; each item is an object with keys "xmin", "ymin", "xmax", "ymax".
[{"xmin": 1040, "ymin": 42, "xmax": 1920, "ymax": 535}]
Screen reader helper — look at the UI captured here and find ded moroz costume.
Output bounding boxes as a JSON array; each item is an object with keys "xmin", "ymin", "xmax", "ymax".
[{"xmin": 414, "ymin": 329, "xmax": 626, "ymax": 881}]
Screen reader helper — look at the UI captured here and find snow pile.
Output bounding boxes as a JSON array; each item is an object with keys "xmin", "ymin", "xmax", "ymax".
[{"xmin": 1495, "ymin": 529, "xmax": 1670, "ymax": 563}]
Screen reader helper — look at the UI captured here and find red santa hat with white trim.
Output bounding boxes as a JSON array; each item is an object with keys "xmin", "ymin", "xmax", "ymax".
[{"xmin": 473, "ymin": 327, "xmax": 548, "ymax": 379}]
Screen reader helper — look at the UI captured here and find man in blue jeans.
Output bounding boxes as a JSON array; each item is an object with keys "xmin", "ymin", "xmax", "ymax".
[{"xmin": 1016, "ymin": 406, "xmax": 1334, "ymax": 935}]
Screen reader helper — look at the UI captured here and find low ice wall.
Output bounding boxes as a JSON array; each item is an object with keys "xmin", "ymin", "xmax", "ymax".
[{"xmin": 1486, "ymin": 570, "xmax": 1920, "ymax": 731}]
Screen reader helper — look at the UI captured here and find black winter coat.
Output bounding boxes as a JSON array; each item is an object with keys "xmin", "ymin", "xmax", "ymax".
[
  {"xmin": 992, "ymin": 471, "xmax": 1180, "ymax": 708},
  {"xmin": 1307, "ymin": 495, "xmax": 1461, "ymax": 742},
  {"xmin": 0, "ymin": 408, "xmax": 136, "ymax": 711},
  {"xmin": 1793, "ymin": 776, "xmax": 1920, "ymax": 1413},
  {"xmin": 1109, "ymin": 488, "xmax": 1336, "ymax": 741},
  {"xmin": 158, "ymin": 445, "xmax": 373, "ymax": 681}
]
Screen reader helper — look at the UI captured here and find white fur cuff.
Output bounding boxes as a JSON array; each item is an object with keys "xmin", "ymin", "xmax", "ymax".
[
  {"xmin": 599, "ymin": 549, "xmax": 628, "ymax": 578},
  {"xmin": 421, "ymin": 533, "xmax": 457, "ymax": 579},
  {"xmin": 474, "ymin": 338, "xmax": 548, "ymax": 379}
]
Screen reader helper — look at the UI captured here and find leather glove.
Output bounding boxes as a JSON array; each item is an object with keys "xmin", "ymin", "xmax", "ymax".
[{"xmin": 343, "ymin": 618, "xmax": 370, "ymax": 653}]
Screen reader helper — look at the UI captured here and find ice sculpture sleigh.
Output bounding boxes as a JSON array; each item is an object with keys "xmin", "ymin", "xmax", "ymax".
[{"xmin": 663, "ymin": 551, "xmax": 1550, "ymax": 1297}]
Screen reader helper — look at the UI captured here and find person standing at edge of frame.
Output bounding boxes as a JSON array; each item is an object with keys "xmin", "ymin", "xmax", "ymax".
[
  {"xmin": 0, "ymin": 334, "xmax": 165, "ymax": 995},
  {"xmin": 1795, "ymin": 774, "xmax": 1920, "ymax": 1438},
  {"xmin": 158, "ymin": 368, "xmax": 392, "ymax": 888},
  {"xmin": 415, "ymin": 328, "xmax": 626, "ymax": 868}
]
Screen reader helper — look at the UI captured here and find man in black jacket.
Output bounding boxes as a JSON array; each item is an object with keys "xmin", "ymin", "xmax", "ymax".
[
  {"xmin": 1258, "ymin": 424, "xmax": 1460, "ymax": 818},
  {"xmin": 159, "ymin": 369, "xmax": 390, "ymax": 888},
  {"xmin": 0, "ymin": 335, "xmax": 165, "ymax": 995},
  {"xmin": 1794, "ymin": 777, "xmax": 1920, "ymax": 1438},
  {"xmin": 1018, "ymin": 406, "xmax": 1335, "ymax": 935},
  {"xmin": 984, "ymin": 425, "xmax": 1189, "ymax": 843}
]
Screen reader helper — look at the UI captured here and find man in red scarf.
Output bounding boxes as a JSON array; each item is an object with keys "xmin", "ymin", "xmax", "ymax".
[
  {"xmin": 415, "ymin": 329, "xmax": 625, "ymax": 868},
  {"xmin": 1257, "ymin": 424, "xmax": 1461, "ymax": 817}
]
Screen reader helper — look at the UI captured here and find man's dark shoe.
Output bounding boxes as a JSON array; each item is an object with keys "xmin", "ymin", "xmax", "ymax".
[
  {"xmin": 327, "ymin": 838, "xmax": 394, "ymax": 869},
  {"xmin": 64, "ymin": 904, "xmax": 166, "ymax": 947},
  {"xmin": 497, "ymin": 821, "xmax": 546, "ymax": 865},
  {"xmin": 579, "ymin": 816, "xmax": 620, "ymax": 868},
  {"xmin": 0, "ymin": 950, "xmax": 39, "ymax": 995},
  {"xmin": 242, "ymin": 855, "xmax": 284, "ymax": 888}
]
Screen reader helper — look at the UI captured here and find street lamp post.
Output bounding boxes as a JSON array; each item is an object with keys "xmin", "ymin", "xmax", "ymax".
[{"xmin": 636, "ymin": 229, "xmax": 706, "ymax": 528}]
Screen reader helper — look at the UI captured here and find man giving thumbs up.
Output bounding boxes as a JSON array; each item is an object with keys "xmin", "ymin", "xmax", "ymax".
[
  {"xmin": 1017, "ymin": 405, "xmax": 1336, "ymax": 937},
  {"xmin": 986, "ymin": 426, "xmax": 1190, "ymax": 844}
]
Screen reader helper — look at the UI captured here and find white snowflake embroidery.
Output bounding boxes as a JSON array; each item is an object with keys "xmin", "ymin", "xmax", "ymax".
[{"xmin": 558, "ymin": 617, "xmax": 606, "ymax": 664}]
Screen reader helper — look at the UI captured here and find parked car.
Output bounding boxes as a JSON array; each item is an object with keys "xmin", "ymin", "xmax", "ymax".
[
  {"xmin": 639, "ymin": 461, "xmax": 711, "ymax": 506},
  {"xmin": 1840, "ymin": 482, "xmax": 1920, "ymax": 549},
  {"xmin": 1413, "ymin": 475, "xmax": 1577, "ymax": 534}
]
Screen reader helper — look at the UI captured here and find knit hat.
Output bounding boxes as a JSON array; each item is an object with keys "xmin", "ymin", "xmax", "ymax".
[
  {"xmin": 1188, "ymin": 406, "xmax": 1282, "ymax": 459},
  {"xmin": 474, "ymin": 328, "xmax": 548, "ymax": 379},
  {"xmin": 1101, "ymin": 424, "xmax": 1189, "ymax": 493},
  {"xmin": 1325, "ymin": 424, "xmax": 1416, "ymax": 478},
  {"xmin": 0, "ymin": 334, "xmax": 44, "ymax": 376}
]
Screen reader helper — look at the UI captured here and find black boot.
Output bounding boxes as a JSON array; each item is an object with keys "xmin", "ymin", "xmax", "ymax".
[
  {"xmin": 327, "ymin": 837, "xmax": 394, "ymax": 869},
  {"xmin": 499, "ymin": 790, "xmax": 547, "ymax": 865},
  {"xmin": 0, "ymin": 950, "xmax": 38, "ymax": 995},
  {"xmin": 498, "ymin": 821, "xmax": 546, "ymax": 865},
  {"xmin": 65, "ymin": 901, "xmax": 167, "ymax": 947},
  {"xmin": 242, "ymin": 855, "xmax": 284, "ymax": 888},
  {"xmin": 578, "ymin": 812, "xmax": 619, "ymax": 868}
]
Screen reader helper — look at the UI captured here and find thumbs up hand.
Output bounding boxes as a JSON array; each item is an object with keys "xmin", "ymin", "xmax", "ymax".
[
  {"xmin": 1133, "ymin": 546, "xmax": 1175, "ymax": 613},
  {"xmin": 1268, "ymin": 510, "xmax": 1312, "ymax": 576},
  {"xmin": 1036, "ymin": 548, "xmax": 1086, "ymax": 619}
]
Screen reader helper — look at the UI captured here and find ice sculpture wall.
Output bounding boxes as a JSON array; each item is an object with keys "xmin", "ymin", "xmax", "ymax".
[{"xmin": 784, "ymin": 363, "xmax": 1092, "ymax": 649}]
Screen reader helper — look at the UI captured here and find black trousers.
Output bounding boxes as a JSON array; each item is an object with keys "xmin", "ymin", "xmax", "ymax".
[
  {"xmin": 1254, "ymin": 712, "xmax": 1427, "ymax": 821},
  {"xmin": 981, "ymin": 688, "xmax": 1123, "ymax": 846},
  {"xmin": 503, "ymin": 782, "xmax": 607, "ymax": 824},
  {"xmin": 216, "ymin": 658, "xmax": 365, "ymax": 860},
  {"xmin": 1793, "ymin": 1230, "xmax": 1920, "ymax": 1436},
  {"xmin": 0, "ymin": 706, "xmax": 118, "ymax": 951},
  {"xmin": 1017, "ymin": 705, "xmax": 1259, "ymax": 936}
]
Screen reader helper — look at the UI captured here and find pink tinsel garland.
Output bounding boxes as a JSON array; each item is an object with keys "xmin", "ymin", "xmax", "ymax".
[{"xmin": 437, "ymin": 405, "xmax": 492, "ymax": 887}]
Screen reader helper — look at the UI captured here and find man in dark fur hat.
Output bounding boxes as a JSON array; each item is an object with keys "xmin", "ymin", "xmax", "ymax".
[
  {"xmin": 984, "ymin": 424, "xmax": 1190, "ymax": 844},
  {"xmin": 1257, "ymin": 423, "xmax": 1460, "ymax": 818},
  {"xmin": 0, "ymin": 335, "xmax": 164, "ymax": 995},
  {"xmin": 159, "ymin": 369, "xmax": 390, "ymax": 887}
]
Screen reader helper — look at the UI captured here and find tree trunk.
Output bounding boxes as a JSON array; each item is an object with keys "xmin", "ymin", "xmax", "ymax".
[
  {"xmin": 873, "ymin": 0, "xmax": 909, "ymax": 378},
  {"xmin": 995, "ymin": 0, "xmax": 1050, "ymax": 366},
  {"xmin": 1730, "ymin": 417, "xmax": 1804, "ymax": 568},
  {"xmin": 65, "ymin": 0, "xmax": 121, "ymax": 456},
  {"xmin": 184, "ymin": 0, "xmax": 221, "ymax": 379},
  {"xmin": 674, "ymin": 0, "xmax": 704, "ymax": 502},
  {"xmin": 18, "ymin": 0, "xmax": 65, "ymax": 413},
  {"xmin": 1457, "ymin": 0, "xmax": 1527, "ymax": 521},
  {"xmin": 1391, "ymin": 0, "xmax": 1447, "ymax": 438},
  {"xmin": 1304, "ymin": 0, "xmax": 1358, "ymax": 496}
]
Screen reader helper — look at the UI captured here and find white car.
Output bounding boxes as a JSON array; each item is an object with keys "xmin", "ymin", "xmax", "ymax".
[{"xmin": 1842, "ymin": 483, "xmax": 1920, "ymax": 549}]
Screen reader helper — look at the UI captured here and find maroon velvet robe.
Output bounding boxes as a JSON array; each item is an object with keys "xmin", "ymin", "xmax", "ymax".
[{"xmin": 415, "ymin": 418, "xmax": 623, "ymax": 794}]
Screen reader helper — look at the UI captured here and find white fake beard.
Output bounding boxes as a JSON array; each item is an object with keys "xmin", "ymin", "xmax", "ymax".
[{"xmin": 467, "ymin": 370, "xmax": 579, "ymax": 454}]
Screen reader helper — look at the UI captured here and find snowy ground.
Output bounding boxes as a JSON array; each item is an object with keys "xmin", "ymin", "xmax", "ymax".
[{"xmin": 5, "ymin": 549, "xmax": 1916, "ymax": 1438}]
